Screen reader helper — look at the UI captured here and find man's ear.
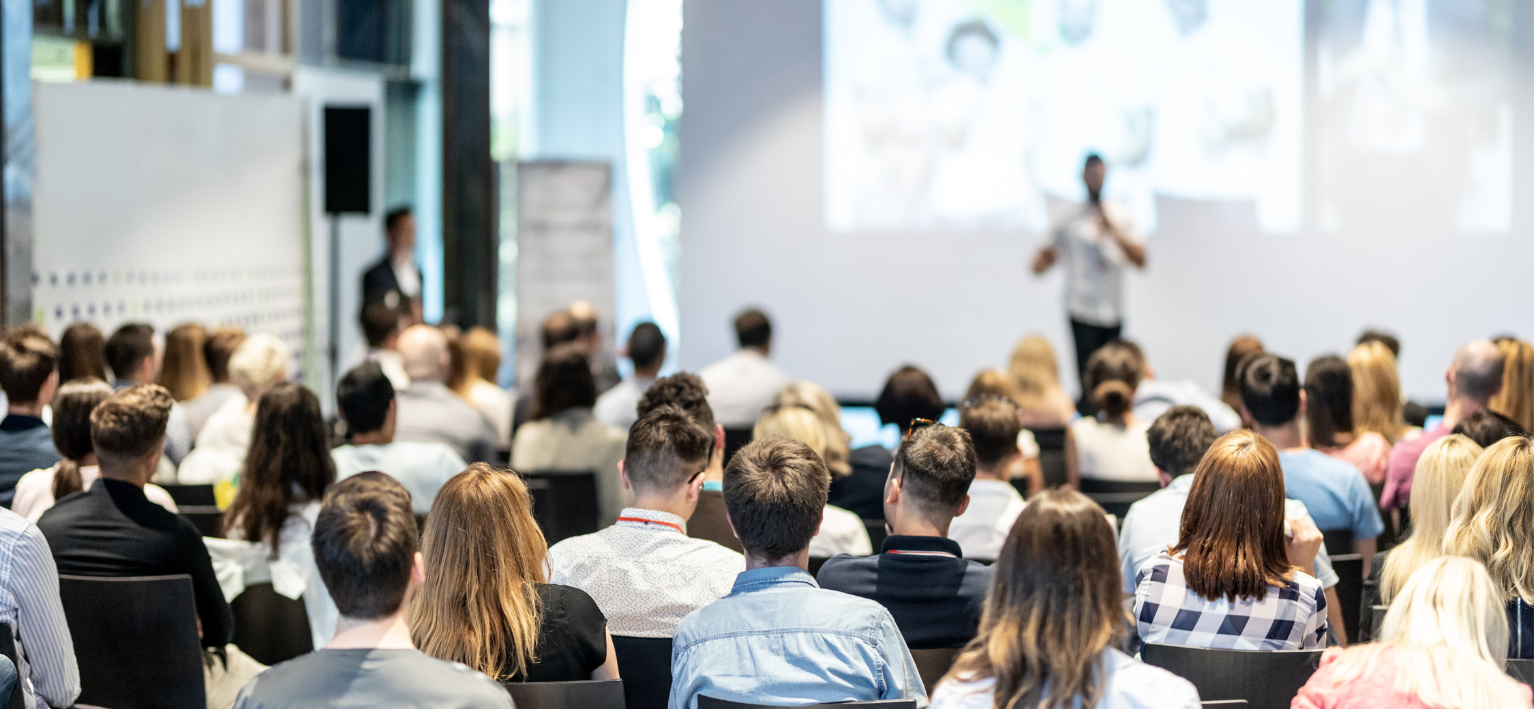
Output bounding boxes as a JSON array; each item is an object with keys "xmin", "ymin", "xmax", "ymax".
[
  {"xmin": 685, "ymin": 472, "xmax": 705, "ymax": 503},
  {"xmin": 714, "ymin": 425, "xmax": 726, "ymax": 451},
  {"xmin": 411, "ymin": 551, "xmax": 426, "ymax": 584},
  {"xmin": 1296, "ymin": 389, "xmax": 1308, "ymax": 418},
  {"xmin": 885, "ymin": 471, "xmax": 903, "ymax": 506},
  {"xmin": 724, "ymin": 509, "xmax": 740, "ymax": 541},
  {"xmin": 618, "ymin": 460, "xmax": 632, "ymax": 492},
  {"xmin": 955, "ymin": 493, "xmax": 971, "ymax": 518},
  {"xmin": 1239, "ymin": 404, "xmax": 1254, "ymax": 428},
  {"xmin": 1156, "ymin": 467, "xmax": 1173, "ymax": 488}
]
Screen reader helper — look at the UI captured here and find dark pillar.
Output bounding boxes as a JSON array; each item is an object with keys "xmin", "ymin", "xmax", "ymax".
[{"xmin": 440, "ymin": 0, "xmax": 496, "ymax": 328}]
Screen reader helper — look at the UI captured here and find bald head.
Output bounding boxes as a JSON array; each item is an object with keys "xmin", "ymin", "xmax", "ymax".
[
  {"xmin": 1451, "ymin": 339, "xmax": 1505, "ymax": 404},
  {"xmin": 398, "ymin": 325, "xmax": 448, "ymax": 382}
]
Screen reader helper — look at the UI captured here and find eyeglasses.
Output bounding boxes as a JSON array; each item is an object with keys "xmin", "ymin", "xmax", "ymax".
[{"xmin": 904, "ymin": 418, "xmax": 942, "ymax": 441}]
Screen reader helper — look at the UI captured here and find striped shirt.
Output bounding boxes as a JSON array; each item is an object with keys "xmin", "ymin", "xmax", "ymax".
[
  {"xmin": 1134, "ymin": 551, "xmax": 1328, "ymax": 651},
  {"xmin": 0, "ymin": 508, "xmax": 79, "ymax": 709}
]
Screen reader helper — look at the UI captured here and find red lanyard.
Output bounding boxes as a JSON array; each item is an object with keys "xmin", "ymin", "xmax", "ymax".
[
  {"xmin": 616, "ymin": 516, "xmax": 684, "ymax": 534},
  {"xmin": 886, "ymin": 549, "xmax": 957, "ymax": 558}
]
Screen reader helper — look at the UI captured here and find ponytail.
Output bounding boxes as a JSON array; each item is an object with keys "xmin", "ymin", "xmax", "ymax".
[
  {"xmin": 1093, "ymin": 380, "xmax": 1134, "ymax": 419},
  {"xmin": 52, "ymin": 458, "xmax": 85, "ymax": 500}
]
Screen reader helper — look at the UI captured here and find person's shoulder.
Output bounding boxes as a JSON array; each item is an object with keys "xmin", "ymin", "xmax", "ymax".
[
  {"xmin": 539, "ymin": 583, "xmax": 606, "ymax": 619},
  {"xmin": 848, "ymin": 444, "xmax": 893, "ymax": 468},
  {"xmin": 813, "ymin": 585, "xmax": 902, "ymax": 629},
  {"xmin": 928, "ymin": 674, "xmax": 996, "ymax": 709},
  {"xmin": 816, "ymin": 553, "xmax": 877, "ymax": 587},
  {"xmin": 393, "ymin": 440, "xmax": 467, "ymax": 465},
  {"xmin": 1101, "ymin": 648, "xmax": 1200, "ymax": 707}
]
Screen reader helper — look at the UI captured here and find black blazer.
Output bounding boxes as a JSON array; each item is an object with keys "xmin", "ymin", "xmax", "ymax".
[{"xmin": 362, "ymin": 257, "xmax": 422, "ymax": 304}]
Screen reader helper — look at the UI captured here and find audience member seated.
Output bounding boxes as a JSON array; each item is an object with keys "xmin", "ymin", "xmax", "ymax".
[
  {"xmin": 1375, "ymin": 434, "xmax": 1480, "ymax": 606},
  {"xmin": 1305, "ymin": 355, "xmax": 1390, "ymax": 484},
  {"xmin": 358, "ymin": 301, "xmax": 412, "ymax": 393},
  {"xmin": 595, "ymin": 321, "xmax": 667, "ymax": 430},
  {"xmin": 669, "ymin": 437, "xmax": 924, "ymax": 708},
  {"xmin": 1489, "ymin": 337, "xmax": 1532, "ymax": 431},
  {"xmin": 1072, "ymin": 342, "xmax": 1157, "ymax": 483},
  {"xmin": 1241, "ymin": 353, "xmax": 1383, "ymax": 562},
  {"xmin": 1352, "ymin": 333, "xmax": 1426, "ymax": 435},
  {"xmin": 0, "ymin": 504, "xmax": 80, "ymax": 709},
  {"xmin": 549, "ymin": 405, "xmax": 743, "ymax": 640},
  {"xmin": 1219, "ymin": 334, "xmax": 1264, "ymax": 414},
  {"xmin": 700, "ymin": 308, "xmax": 790, "ymax": 429},
  {"xmin": 1381, "ymin": 339, "xmax": 1504, "ymax": 509},
  {"xmin": 0, "ymin": 329, "xmax": 62, "ymax": 504},
  {"xmin": 232, "ymin": 472, "xmax": 514, "ymax": 709},
  {"xmin": 962, "ymin": 372, "xmax": 1043, "ymax": 493},
  {"xmin": 14, "ymin": 380, "xmax": 177, "ymax": 522},
  {"xmin": 156, "ymin": 323, "xmax": 210, "ymax": 405},
  {"xmin": 179, "ymin": 333, "xmax": 291, "ymax": 484},
  {"xmin": 181, "ymin": 326, "xmax": 245, "ymax": 440},
  {"xmin": 768, "ymin": 381, "xmax": 854, "ymax": 485},
  {"xmin": 222, "ymin": 382, "xmax": 339, "ymax": 648},
  {"xmin": 949, "ymin": 398, "xmax": 1027, "ymax": 559},
  {"xmin": 569, "ymin": 299, "xmax": 623, "ymax": 394},
  {"xmin": 58, "ymin": 322, "xmax": 109, "ymax": 383},
  {"xmin": 637, "ymin": 373, "xmax": 739, "ymax": 553},
  {"xmin": 1443, "ymin": 436, "xmax": 1533, "ymax": 659},
  {"xmin": 1450, "ymin": 408, "xmax": 1528, "ymax": 448},
  {"xmin": 412, "ymin": 464, "xmax": 620, "ymax": 682},
  {"xmin": 929, "ymin": 490, "xmax": 1199, "ymax": 709},
  {"xmin": 837, "ymin": 365, "xmax": 946, "ymax": 520},
  {"xmin": 331, "ymin": 363, "xmax": 466, "ymax": 515},
  {"xmin": 819, "ymin": 423, "xmax": 992, "ymax": 649},
  {"xmin": 1007, "ymin": 335, "xmax": 1077, "ymax": 428},
  {"xmin": 1118, "ymin": 407, "xmax": 1346, "ymax": 643},
  {"xmin": 1294, "ymin": 557, "xmax": 1531, "ymax": 709},
  {"xmin": 104, "ymin": 324, "xmax": 192, "ymax": 464},
  {"xmin": 451, "ymin": 327, "xmax": 513, "ymax": 450},
  {"xmin": 1132, "ymin": 342, "xmax": 1242, "ymax": 433},
  {"xmin": 394, "ymin": 325, "xmax": 497, "ymax": 464},
  {"xmin": 511, "ymin": 344, "xmax": 628, "ymax": 526},
  {"xmin": 752, "ymin": 405, "xmax": 871, "ymax": 557},
  {"xmin": 1133, "ymin": 430, "xmax": 1329, "ymax": 650},
  {"xmin": 512, "ymin": 310, "xmax": 583, "ymax": 434}
]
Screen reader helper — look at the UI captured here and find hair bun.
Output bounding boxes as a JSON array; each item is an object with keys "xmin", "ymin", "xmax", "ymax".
[{"xmin": 1093, "ymin": 380, "xmax": 1134, "ymax": 418}]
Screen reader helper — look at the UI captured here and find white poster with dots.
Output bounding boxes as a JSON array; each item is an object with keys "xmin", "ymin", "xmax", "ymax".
[{"xmin": 31, "ymin": 81, "xmax": 308, "ymax": 379}]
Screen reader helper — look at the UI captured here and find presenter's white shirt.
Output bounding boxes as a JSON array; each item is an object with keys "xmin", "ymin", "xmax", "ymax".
[
  {"xmin": 699, "ymin": 349, "xmax": 790, "ymax": 428},
  {"xmin": 1051, "ymin": 201, "xmax": 1142, "ymax": 326},
  {"xmin": 331, "ymin": 441, "xmax": 467, "ymax": 514},
  {"xmin": 1071, "ymin": 416, "xmax": 1158, "ymax": 482},
  {"xmin": 948, "ymin": 479, "xmax": 1026, "ymax": 561}
]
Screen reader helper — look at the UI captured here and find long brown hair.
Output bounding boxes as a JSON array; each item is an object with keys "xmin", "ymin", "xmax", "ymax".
[
  {"xmin": 1303, "ymin": 355, "xmax": 1355, "ymax": 448},
  {"xmin": 157, "ymin": 323, "xmax": 211, "ymax": 401},
  {"xmin": 1220, "ymin": 336, "xmax": 1264, "ymax": 413},
  {"xmin": 1171, "ymin": 430, "xmax": 1294, "ymax": 602},
  {"xmin": 59, "ymin": 322, "xmax": 109, "ymax": 383},
  {"xmin": 945, "ymin": 490, "xmax": 1125, "ymax": 709},
  {"xmin": 222, "ymin": 383, "xmax": 335, "ymax": 555},
  {"xmin": 452, "ymin": 327, "xmax": 503, "ymax": 397},
  {"xmin": 50, "ymin": 379, "xmax": 114, "ymax": 500},
  {"xmin": 410, "ymin": 463, "xmax": 547, "ymax": 680}
]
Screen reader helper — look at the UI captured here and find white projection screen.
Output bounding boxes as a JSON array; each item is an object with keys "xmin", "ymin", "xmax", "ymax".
[{"xmin": 678, "ymin": 0, "xmax": 1533, "ymax": 402}]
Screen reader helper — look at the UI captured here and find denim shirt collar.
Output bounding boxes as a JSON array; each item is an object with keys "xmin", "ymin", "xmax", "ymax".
[{"xmin": 731, "ymin": 565, "xmax": 818, "ymax": 594}]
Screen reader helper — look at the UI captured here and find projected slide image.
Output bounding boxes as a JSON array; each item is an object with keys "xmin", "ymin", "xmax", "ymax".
[{"xmin": 824, "ymin": 0, "xmax": 1304, "ymax": 234}]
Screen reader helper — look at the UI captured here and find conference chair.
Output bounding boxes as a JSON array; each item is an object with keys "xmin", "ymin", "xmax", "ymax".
[
  {"xmin": 230, "ymin": 582, "xmax": 313, "ymax": 666},
  {"xmin": 0, "ymin": 625, "xmax": 24, "ymax": 709},
  {"xmin": 1329, "ymin": 554, "xmax": 1365, "ymax": 644},
  {"xmin": 1077, "ymin": 480, "xmax": 1158, "ymax": 519},
  {"xmin": 699, "ymin": 697, "xmax": 916, "ymax": 709},
  {"xmin": 612, "ymin": 636, "xmax": 673, "ymax": 709},
  {"xmin": 909, "ymin": 647, "xmax": 961, "ymax": 694},
  {"xmin": 807, "ymin": 557, "xmax": 831, "ymax": 578},
  {"xmin": 58, "ymin": 574, "xmax": 205, "ymax": 709},
  {"xmin": 1025, "ymin": 427, "xmax": 1071, "ymax": 490},
  {"xmin": 864, "ymin": 519, "xmax": 888, "ymax": 551},
  {"xmin": 1358, "ymin": 605, "xmax": 1387, "ymax": 644},
  {"xmin": 1320, "ymin": 530, "xmax": 1353, "ymax": 557},
  {"xmin": 1507, "ymin": 659, "xmax": 1533, "ymax": 685},
  {"xmin": 722, "ymin": 428, "xmax": 754, "ymax": 468},
  {"xmin": 161, "ymin": 483, "xmax": 225, "ymax": 537},
  {"xmin": 1201, "ymin": 703, "xmax": 1248, "ymax": 708},
  {"xmin": 502, "ymin": 679, "xmax": 625, "ymax": 709},
  {"xmin": 1140, "ymin": 643, "xmax": 1322, "ymax": 709},
  {"xmin": 519, "ymin": 470, "xmax": 600, "ymax": 544}
]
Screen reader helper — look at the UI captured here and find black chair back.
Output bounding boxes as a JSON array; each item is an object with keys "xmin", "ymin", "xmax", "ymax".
[
  {"xmin": 1083, "ymin": 491, "xmax": 1154, "ymax": 519},
  {"xmin": 611, "ymin": 636, "xmax": 673, "ymax": 709},
  {"xmin": 1507, "ymin": 658, "xmax": 1533, "ymax": 685},
  {"xmin": 0, "ymin": 625, "xmax": 24, "ymax": 709},
  {"xmin": 699, "ymin": 696, "xmax": 916, "ymax": 709},
  {"xmin": 1141, "ymin": 643, "xmax": 1322, "ymax": 709},
  {"xmin": 1201, "ymin": 702, "xmax": 1249, "ymax": 708},
  {"xmin": 910, "ymin": 647, "xmax": 961, "ymax": 695},
  {"xmin": 807, "ymin": 557, "xmax": 830, "ymax": 578},
  {"xmin": 58, "ymin": 574, "xmax": 205, "ymax": 709},
  {"xmin": 1329, "ymin": 554, "xmax": 1364, "ymax": 645},
  {"xmin": 160, "ymin": 484, "xmax": 217, "ymax": 507},
  {"xmin": 1027, "ymin": 427, "xmax": 1070, "ymax": 490},
  {"xmin": 1321, "ymin": 529, "xmax": 1353, "ymax": 557},
  {"xmin": 864, "ymin": 519, "xmax": 888, "ymax": 551},
  {"xmin": 230, "ymin": 582, "xmax": 313, "ymax": 666},
  {"xmin": 503, "ymin": 679, "xmax": 625, "ymax": 709},
  {"xmin": 1359, "ymin": 605, "xmax": 1387, "ymax": 644},
  {"xmin": 519, "ymin": 471, "xmax": 599, "ymax": 544},
  {"xmin": 722, "ymin": 428, "xmax": 755, "ymax": 468},
  {"xmin": 1077, "ymin": 479, "xmax": 1161, "ymax": 494}
]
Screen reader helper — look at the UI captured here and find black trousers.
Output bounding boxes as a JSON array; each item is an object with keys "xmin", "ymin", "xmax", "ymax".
[{"xmin": 1070, "ymin": 317, "xmax": 1122, "ymax": 413}]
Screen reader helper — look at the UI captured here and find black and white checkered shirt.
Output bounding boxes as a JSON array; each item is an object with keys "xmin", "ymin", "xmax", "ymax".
[{"xmin": 1133, "ymin": 551, "xmax": 1328, "ymax": 651}]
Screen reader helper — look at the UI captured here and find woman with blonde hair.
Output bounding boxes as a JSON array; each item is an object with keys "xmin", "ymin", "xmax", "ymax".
[
  {"xmin": 1443, "ymin": 435, "xmax": 1534, "ymax": 659},
  {"xmin": 753, "ymin": 405, "xmax": 872, "ymax": 557},
  {"xmin": 452, "ymin": 327, "xmax": 513, "ymax": 449},
  {"xmin": 177, "ymin": 333, "xmax": 292, "ymax": 484},
  {"xmin": 1375, "ymin": 434, "xmax": 1481, "ymax": 604},
  {"xmin": 1294, "ymin": 556, "xmax": 1531, "ymax": 709},
  {"xmin": 1006, "ymin": 336, "xmax": 1075, "ymax": 428},
  {"xmin": 930, "ymin": 490, "xmax": 1199, "ymax": 709},
  {"xmin": 771, "ymin": 381, "xmax": 851, "ymax": 478},
  {"xmin": 964, "ymin": 370, "xmax": 1047, "ymax": 493},
  {"xmin": 155, "ymin": 323, "xmax": 210, "ymax": 402},
  {"xmin": 1489, "ymin": 337, "xmax": 1532, "ymax": 432},
  {"xmin": 412, "ymin": 463, "xmax": 619, "ymax": 682},
  {"xmin": 1347, "ymin": 342, "xmax": 1409, "ymax": 444}
]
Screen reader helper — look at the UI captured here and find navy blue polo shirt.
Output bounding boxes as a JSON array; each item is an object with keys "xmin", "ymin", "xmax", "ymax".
[{"xmin": 816, "ymin": 534, "xmax": 993, "ymax": 649}]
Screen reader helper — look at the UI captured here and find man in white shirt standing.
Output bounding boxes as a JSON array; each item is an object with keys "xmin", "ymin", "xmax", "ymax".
[
  {"xmin": 331, "ymin": 363, "xmax": 467, "ymax": 515},
  {"xmin": 700, "ymin": 309, "xmax": 790, "ymax": 429},
  {"xmin": 594, "ymin": 322, "xmax": 667, "ymax": 431},
  {"xmin": 1031, "ymin": 154, "xmax": 1147, "ymax": 402},
  {"xmin": 950, "ymin": 397, "xmax": 1028, "ymax": 560}
]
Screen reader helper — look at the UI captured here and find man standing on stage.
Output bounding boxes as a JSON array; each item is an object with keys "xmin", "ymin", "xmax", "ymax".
[{"xmin": 1031, "ymin": 154, "xmax": 1147, "ymax": 409}]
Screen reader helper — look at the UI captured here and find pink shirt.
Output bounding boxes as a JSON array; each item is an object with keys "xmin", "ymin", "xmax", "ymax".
[
  {"xmin": 1379, "ymin": 424, "xmax": 1448, "ymax": 510},
  {"xmin": 1318, "ymin": 432, "xmax": 1391, "ymax": 485},
  {"xmin": 1293, "ymin": 648, "xmax": 1532, "ymax": 709}
]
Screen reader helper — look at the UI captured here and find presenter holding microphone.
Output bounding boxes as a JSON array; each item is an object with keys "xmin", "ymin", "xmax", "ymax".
[{"xmin": 1031, "ymin": 154, "xmax": 1147, "ymax": 409}]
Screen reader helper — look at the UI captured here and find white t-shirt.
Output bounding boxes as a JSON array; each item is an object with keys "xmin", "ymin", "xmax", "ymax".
[
  {"xmin": 928, "ymin": 648, "xmax": 1199, "ymax": 709},
  {"xmin": 12, "ymin": 464, "xmax": 178, "ymax": 522},
  {"xmin": 465, "ymin": 379, "xmax": 513, "ymax": 450},
  {"xmin": 699, "ymin": 349, "xmax": 790, "ymax": 428},
  {"xmin": 808, "ymin": 504, "xmax": 872, "ymax": 558},
  {"xmin": 331, "ymin": 441, "xmax": 467, "ymax": 515},
  {"xmin": 1051, "ymin": 201, "xmax": 1142, "ymax": 326},
  {"xmin": 948, "ymin": 479, "xmax": 1026, "ymax": 561},
  {"xmin": 1071, "ymin": 417, "xmax": 1158, "ymax": 482}
]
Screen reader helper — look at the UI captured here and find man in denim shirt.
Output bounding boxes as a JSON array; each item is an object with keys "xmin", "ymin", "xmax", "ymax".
[{"xmin": 669, "ymin": 437, "xmax": 927, "ymax": 709}]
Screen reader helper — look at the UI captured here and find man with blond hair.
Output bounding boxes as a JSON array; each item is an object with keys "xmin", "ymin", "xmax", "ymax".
[{"xmin": 393, "ymin": 325, "xmax": 496, "ymax": 463}]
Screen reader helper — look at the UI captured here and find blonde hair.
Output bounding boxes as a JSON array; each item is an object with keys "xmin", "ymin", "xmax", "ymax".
[
  {"xmin": 1489, "ymin": 339, "xmax": 1533, "ymax": 432},
  {"xmin": 771, "ymin": 382, "xmax": 851, "ymax": 478},
  {"xmin": 156, "ymin": 323, "xmax": 210, "ymax": 401},
  {"xmin": 453, "ymin": 327, "xmax": 503, "ymax": 397},
  {"xmin": 410, "ymin": 464, "xmax": 547, "ymax": 680},
  {"xmin": 753, "ymin": 406, "xmax": 829, "ymax": 462},
  {"xmin": 1308, "ymin": 557, "xmax": 1525, "ymax": 709},
  {"xmin": 1348, "ymin": 342, "xmax": 1406, "ymax": 443},
  {"xmin": 1008, "ymin": 336, "xmax": 1071, "ymax": 421},
  {"xmin": 966, "ymin": 369, "xmax": 1024, "ymax": 405},
  {"xmin": 1378, "ymin": 435, "xmax": 1482, "ymax": 603},
  {"xmin": 1444, "ymin": 436, "xmax": 1534, "ymax": 605},
  {"xmin": 228, "ymin": 333, "xmax": 291, "ymax": 401}
]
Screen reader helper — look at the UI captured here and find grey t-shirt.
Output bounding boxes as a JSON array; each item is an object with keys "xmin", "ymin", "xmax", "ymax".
[{"xmin": 233, "ymin": 648, "xmax": 515, "ymax": 709}]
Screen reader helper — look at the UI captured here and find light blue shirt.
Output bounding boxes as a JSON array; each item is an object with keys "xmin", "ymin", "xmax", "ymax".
[
  {"xmin": 1117, "ymin": 475, "xmax": 1339, "ymax": 595},
  {"xmin": 1277, "ymin": 449, "xmax": 1385, "ymax": 541},
  {"xmin": 669, "ymin": 566, "xmax": 927, "ymax": 709}
]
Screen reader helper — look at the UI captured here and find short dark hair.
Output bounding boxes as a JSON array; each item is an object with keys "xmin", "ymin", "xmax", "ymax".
[
  {"xmin": 541, "ymin": 311, "xmax": 581, "ymax": 350},
  {"xmin": 59, "ymin": 322, "xmax": 109, "ymax": 383},
  {"xmin": 204, "ymin": 327, "xmax": 246, "ymax": 383},
  {"xmin": 1304, "ymin": 356, "xmax": 1354, "ymax": 449},
  {"xmin": 638, "ymin": 372, "xmax": 716, "ymax": 433},
  {"xmin": 734, "ymin": 309, "xmax": 772, "ymax": 349},
  {"xmin": 532, "ymin": 344, "xmax": 596, "ymax": 420},
  {"xmin": 875, "ymin": 365, "xmax": 945, "ymax": 433},
  {"xmin": 1452, "ymin": 409, "xmax": 1529, "ymax": 448},
  {"xmin": 627, "ymin": 322, "xmax": 667, "ymax": 371},
  {"xmin": 104, "ymin": 323, "xmax": 155, "ymax": 381},
  {"xmin": 384, "ymin": 206, "xmax": 413, "ymax": 233},
  {"xmin": 1357, "ymin": 330, "xmax": 1399, "ymax": 358},
  {"xmin": 1084, "ymin": 153, "xmax": 1104, "ymax": 168},
  {"xmin": 959, "ymin": 398, "xmax": 1021, "ymax": 469},
  {"xmin": 725, "ymin": 437, "xmax": 830, "ymax": 560},
  {"xmin": 892, "ymin": 425, "xmax": 976, "ymax": 518},
  {"xmin": 360, "ymin": 301, "xmax": 404, "ymax": 348},
  {"xmin": 0, "ymin": 329, "xmax": 58, "ymax": 403},
  {"xmin": 945, "ymin": 19, "xmax": 998, "ymax": 62},
  {"xmin": 91, "ymin": 384, "xmax": 174, "ymax": 465},
  {"xmin": 1146, "ymin": 405, "xmax": 1218, "ymax": 478},
  {"xmin": 1240, "ymin": 353, "xmax": 1301, "ymax": 427},
  {"xmin": 337, "ymin": 362, "xmax": 395, "ymax": 435},
  {"xmin": 1084, "ymin": 341, "xmax": 1143, "ymax": 418},
  {"xmin": 625, "ymin": 405, "xmax": 712, "ymax": 494},
  {"xmin": 312, "ymin": 472, "xmax": 418, "ymax": 619}
]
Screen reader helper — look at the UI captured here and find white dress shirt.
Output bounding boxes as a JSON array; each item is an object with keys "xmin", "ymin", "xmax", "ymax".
[
  {"xmin": 1134, "ymin": 379, "xmax": 1243, "ymax": 433},
  {"xmin": 0, "ymin": 508, "xmax": 80, "ymax": 709},
  {"xmin": 548, "ymin": 508, "xmax": 744, "ymax": 638},
  {"xmin": 948, "ymin": 479, "xmax": 1025, "ymax": 560},
  {"xmin": 1071, "ymin": 417, "xmax": 1158, "ymax": 482},
  {"xmin": 12, "ymin": 465, "xmax": 177, "ymax": 523},
  {"xmin": 220, "ymin": 501, "xmax": 338, "ymax": 650},
  {"xmin": 177, "ymin": 395, "xmax": 255, "ymax": 485},
  {"xmin": 808, "ymin": 505, "xmax": 872, "ymax": 558},
  {"xmin": 331, "ymin": 442, "xmax": 467, "ymax": 515},
  {"xmin": 593, "ymin": 377, "xmax": 656, "ymax": 431},
  {"xmin": 699, "ymin": 349, "xmax": 790, "ymax": 428},
  {"xmin": 466, "ymin": 380, "xmax": 513, "ymax": 450},
  {"xmin": 1050, "ymin": 201, "xmax": 1142, "ymax": 327},
  {"xmin": 929, "ymin": 649, "xmax": 1198, "ymax": 709}
]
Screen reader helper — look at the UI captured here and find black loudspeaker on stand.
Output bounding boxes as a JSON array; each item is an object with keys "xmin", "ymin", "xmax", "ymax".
[{"xmin": 322, "ymin": 106, "xmax": 372, "ymax": 387}]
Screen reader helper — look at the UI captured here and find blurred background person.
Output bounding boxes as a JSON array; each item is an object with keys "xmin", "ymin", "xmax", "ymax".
[
  {"xmin": 1305, "ymin": 355, "xmax": 1390, "ymax": 484},
  {"xmin": 1489, "ymin": 337, "xmax": 1532, "ymax": 431},
  {"xmin": 512, "ymin": 345, "xmax": 627, "ymax": 526},
  {"xmin": 182, "ymin": 326, "xmax": 245, "ymax": 440},
  {"xmin": 451, "ymin": 327, "xmax": 512, "ymax": 450},
  {"xmin": 1442, "ymin": 436, "xmax": 1533, "ymax": 659},
  {"xmin": 58, "ymin": 322, "xmax": 109, "ymax": 384},
  {"xmin": 1219, "ymin": 335, "xmax": 1264, "ymax": 414},
  {"xmin": 594, "ymin": 322, "xmax": 667, "ymax": 431},
  {"xmin": 156, "ymin": 324, "xmax": 210, "ymax": 405},
  {"xmin": 179, "ymin": 333, "xmax": 291, "ymax": 485},
  {"xmin": 362, "ymin": 207, "xmax": 424, "ymax": 323},
  {"xmin": 1374, "ymin": 434, "xmax": 1481, "ymax": 606}
]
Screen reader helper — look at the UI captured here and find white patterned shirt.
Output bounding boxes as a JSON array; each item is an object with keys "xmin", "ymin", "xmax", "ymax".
[
  {"xmin": 548, "ymin": 508, "xmax": 744, "ymax": 638},
  {"xmin": 1133, "ymin": 551, "xmax": 1328, "ymax": 651}
]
